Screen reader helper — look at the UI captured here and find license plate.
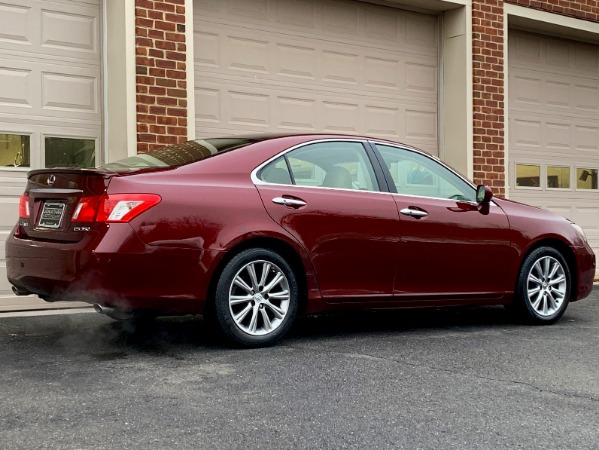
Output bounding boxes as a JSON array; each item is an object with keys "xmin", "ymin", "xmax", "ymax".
[{"xmin": 39, "ymin": 202, "xmax": 66, "ymax": 229}]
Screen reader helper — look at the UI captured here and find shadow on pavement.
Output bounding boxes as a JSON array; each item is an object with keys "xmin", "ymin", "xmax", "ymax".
[{"xmin": 1, "ymin": 301, "xmax": 588, "ymax": 359}]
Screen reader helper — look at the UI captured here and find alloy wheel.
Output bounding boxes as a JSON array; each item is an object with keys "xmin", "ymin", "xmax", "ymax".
[
  {"xmin": 526, "ymin": 256, "xmax": 567, "ymax": 318},
  {"xmin": 228, "ymin": 260, "xmax": 291, "ymax": 336}
]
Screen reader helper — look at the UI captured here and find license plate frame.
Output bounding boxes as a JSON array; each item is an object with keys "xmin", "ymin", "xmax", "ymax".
[{"xmin": 38, "ymin": 202, "xmax": 66, "ymax": 229}]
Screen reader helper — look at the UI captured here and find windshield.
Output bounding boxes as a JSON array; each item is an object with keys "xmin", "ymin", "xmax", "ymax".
[{"xmin": 101, "ymin": 138, "xmax": 258, "ymax": 171}]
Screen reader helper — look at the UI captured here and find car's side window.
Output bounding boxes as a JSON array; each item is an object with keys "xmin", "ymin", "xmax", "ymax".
[
  {"xmin": 285, "ymin": 141, "xmax": 380, "ymax": 192},
  {"xmin": 375, "ymin": 144, "xmax": 475, "ymax": 201},
  {"xmin": 259, "ymin": 156, "xmax": 293, "ymax": 185}
]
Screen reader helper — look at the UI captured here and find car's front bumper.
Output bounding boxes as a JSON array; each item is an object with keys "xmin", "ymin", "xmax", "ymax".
[{"xmin": 573, "ymin": 243, "xmax": 595, "ymax": 302}]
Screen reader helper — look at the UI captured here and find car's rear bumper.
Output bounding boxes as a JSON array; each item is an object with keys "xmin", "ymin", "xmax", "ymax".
[
  {"xmin": 573, "ymin": 243, "xmax": 595, "ymax": 302},
  {"xmin": 6, "ymin": 223, "xmax": 223, "ymax": 314}
]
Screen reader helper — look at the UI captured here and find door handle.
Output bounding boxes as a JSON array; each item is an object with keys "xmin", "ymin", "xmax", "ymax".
[
  {"xmin": 400, "ymin": 207, "xmax": 428, "ymax": 218},
  {"xmin": 272, "ymin": 197, "xmax": 306, "ymax": 208}
]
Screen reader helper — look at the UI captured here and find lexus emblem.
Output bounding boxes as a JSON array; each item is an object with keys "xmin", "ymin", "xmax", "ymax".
[{"xmin": 47, "ymin": 175, "xmax": 56, "ymax": 187}]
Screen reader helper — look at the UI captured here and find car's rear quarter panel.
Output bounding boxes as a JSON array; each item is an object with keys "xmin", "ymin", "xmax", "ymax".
[{"xmin": 109, "ymin": 140, "xmax": 321, "ymax": 311}]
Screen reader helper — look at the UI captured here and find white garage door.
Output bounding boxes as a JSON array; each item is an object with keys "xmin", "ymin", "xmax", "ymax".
[
  {"xmin": 0, "ymin": 0, "xmax": 102, "ymax": 311},
  {"xmin": 508, "ymin": 30, "xmax": 599, "ymax": 256},
  {"xmin": 194, "ymin": 0, "xmax": 439, "ymax": 155}
]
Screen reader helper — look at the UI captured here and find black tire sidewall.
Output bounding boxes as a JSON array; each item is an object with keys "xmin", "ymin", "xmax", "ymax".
[
  {"xmin": 214, "ymin": 248, "xmax": 299, "ymax": 347},
  {"xmin": 515, "ymin": 246, "xmax": 571, "ymax": 324}
]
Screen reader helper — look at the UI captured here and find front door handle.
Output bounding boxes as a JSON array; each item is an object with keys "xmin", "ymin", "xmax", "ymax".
[
  {"xmin": 272, "ymin": 197, "xmax": 306, "ymax": 208},
  {"xmin": 400, "ymin": 207, "xmax": 428, "ymax": 218}
]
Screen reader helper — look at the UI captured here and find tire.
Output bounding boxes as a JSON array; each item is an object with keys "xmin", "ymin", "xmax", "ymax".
[
  {"xmin": 510, "ymin": 246, "xmax": 571, "ymax": 324},
  {"xmin": 214, "ymin": 248, "xmax": 299, "ymax": 348}
]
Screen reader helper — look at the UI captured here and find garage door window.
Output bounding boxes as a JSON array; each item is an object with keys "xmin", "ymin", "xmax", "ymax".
[
  {"xmin": 45, "ymin": 137, "xmax": 96, "ymax": 168},
  {"xmin": 577, "ymin": 168, "xmax": 598, "ymax": 190},
  {"xmin": 547, "ymin": 166, "xmax": 570, "ymax": 189},
  {"xmin": 0, "ymin": 133, "xmax": 30, "ymax": 167},
  {"xmin": 516, "ymin": 164, "xmax": 540, "ymax": 188}
]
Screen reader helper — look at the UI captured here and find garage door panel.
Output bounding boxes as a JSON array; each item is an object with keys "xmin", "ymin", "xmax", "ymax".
[
  {"xmin": 41, "ymin": 6, "xmax": 98, "ymax": 55},
  {"xmin": 511, "ymin": 68, "xmax": 599, "ymax": 117},
  {"xmin": 575, "ymin": 125, "xmax": 599, "ymax": 152},
  {"xmin": 0, "ymin": 0, "xmax": 100, "ymax": 63},
  {"xmin": 196, "ymin": 68, "xmax": 438, "ymax": 106},
  {"xmin": 0, "ymin": 2, "xmax": 33, "ymax": 46},
  {"xmin": 544, "ymin": 122, "xmax": 571, "ymax": 152},
  {"xmin": 405, "ymin": 10, "xmax": 438, "ymax": 48},
  {"xmin": 510, "ymin": 73, "xmax": 542, "ymax": 107},
  {"xmin": 405, "ymin": 61, "xmax": 437, "ymax": 96},
  {"xmin": 0, "ymin": 112, "xmax": 102, "ymax": 131},
  {"xmin": 195, "ymin": 22, "xmax": 438, "ymax": 101},
  {"xmin": 229, "ymin": 90, "xmax": 270, "ymax": 128},
  {"xmin": 42, "ymin": 72, "xmax": 98, "ymax": 115},
  {"xmin": 0, "ymin": 58, "xmax": 100, "ymax": 123},
  {"xmin": 276, "ymin": 96, "xmax": 317, "ymax": 131},
  {"xmin": 510, "ymin": 114, "xmax": 599, "ymax": 160},
  {"xmin": 194, "ymin": 0, "xmax": 438, "ymax": 57},
  {"xmin": 365, "ymin": 56, "xmax": 399, "ymax": 90},
  {"xmin": 0, "ymin": 64, "xmax": 34, "ymax": 109},
  {"xmin": 275, "ymin": 43, "xmax": 317, "ymax": 81},
  {"xmin": 511, "ymin": 29, "xmax": 599, "ymax": 74},
  {"xmin": 575, "ymin": 84, "xmax": 599, "ymax": 113},
  {"xmin": 365, "ymin": 105, "xmax": 401, "ymax": 138},
  {"xmin": 195, "ymin": 80, "xmax": 437, "ymax": 145},
  {"xmin": 405, "ymin": 110, "xmax": 437, "ymax": 141}
]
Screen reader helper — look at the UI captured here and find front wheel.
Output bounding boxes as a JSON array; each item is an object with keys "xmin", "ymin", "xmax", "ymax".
[
  {"xmin": 214, "ymin": 248, "xmax": 299, "ymax": 347},
  {"xmin": 511, "ymin": 246, "xmax": 571, "ymax": 324}
]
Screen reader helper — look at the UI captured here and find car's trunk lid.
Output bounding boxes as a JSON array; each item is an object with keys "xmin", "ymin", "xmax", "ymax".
[{"xmin": 21, "ymin": 169, "xmax": 114, "ymax": 242}]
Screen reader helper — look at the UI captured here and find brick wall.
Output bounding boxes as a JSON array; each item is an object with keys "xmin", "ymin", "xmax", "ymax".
[
  {"xmin": 135, "ymin": 0, "xmax": 187, "ymax": 153},
  {"xmin": 472, "ymin": 0, "xmax": 505, "ymax": 196}
]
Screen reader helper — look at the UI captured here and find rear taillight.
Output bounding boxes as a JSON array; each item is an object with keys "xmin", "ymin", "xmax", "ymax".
[
  {"xmin": 72, "ymin": 195, "xmax": 103, "ymax": 222},
  {"xmin": 72, "ymin": 194, "xmax": 161, "ymax": 223},
  {"xmin": 19, "ymin": 194, "xmax": 30, "ymax": 219},
  {"xmin": 98, "ymin": 194, "xmax": 162, "ymax": 222}
]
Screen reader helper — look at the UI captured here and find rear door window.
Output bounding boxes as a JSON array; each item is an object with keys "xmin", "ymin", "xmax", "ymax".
[{"xmin": 260, "ymin": 141, "xmax": 380, "ymax": 192}]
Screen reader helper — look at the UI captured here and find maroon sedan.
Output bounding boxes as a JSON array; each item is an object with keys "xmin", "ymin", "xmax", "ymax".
[{"xmin": 6, "ymin": 134, "xmax": 595, "ymax": 347}]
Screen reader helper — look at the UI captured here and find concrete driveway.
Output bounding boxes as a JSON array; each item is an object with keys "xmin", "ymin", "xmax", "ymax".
[{"xmin": 1, "ymin": 291, "xmax": 598, "ymax": 449}]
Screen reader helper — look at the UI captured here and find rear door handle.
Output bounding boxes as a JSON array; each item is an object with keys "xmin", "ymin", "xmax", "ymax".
[
  {"xmin": 400, "ymin": 207, "xmax": 428, "ymax": 218},
  {"xmin": 272, "ymin": 197, "xmax": 306, "ymax": 208}
]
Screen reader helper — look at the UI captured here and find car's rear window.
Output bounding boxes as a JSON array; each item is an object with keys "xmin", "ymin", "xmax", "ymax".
[{"xmin": 101, "ymin": 138, "xmax": 258, "ymax": 171}]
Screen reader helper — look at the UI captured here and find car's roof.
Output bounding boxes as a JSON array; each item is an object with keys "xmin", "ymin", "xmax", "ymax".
[{"xmin": 197, "ymin": 133, "xmax": 422, "ymax": 152}]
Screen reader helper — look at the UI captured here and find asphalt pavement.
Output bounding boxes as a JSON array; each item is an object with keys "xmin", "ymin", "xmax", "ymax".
[{"xmin": 1, "ymin": 291, "xmax": 598, "ymax": 449}]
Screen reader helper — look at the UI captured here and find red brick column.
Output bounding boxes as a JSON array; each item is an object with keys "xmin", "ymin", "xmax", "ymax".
[
  {"xmin": 472, "ymin": 0, "xmax": 506, "ymax": 197},
  {"xmin": 135, "ymin": 0, "xmax": 187, "ymax": 153}
]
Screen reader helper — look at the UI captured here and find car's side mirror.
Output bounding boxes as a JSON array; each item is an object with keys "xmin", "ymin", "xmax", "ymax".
[{"xmin": 476, "ymin": 185, "xmax": 493, "ymax": 204}]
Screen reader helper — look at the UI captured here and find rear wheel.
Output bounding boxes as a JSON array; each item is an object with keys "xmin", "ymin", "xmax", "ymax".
[
  {"xmin": 510, "ymin": 246, "xmax": 571, "ymax": 324},
  {"xmin": 214, "ymin": 248, "xmax": 299, "ymax": 347}
]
